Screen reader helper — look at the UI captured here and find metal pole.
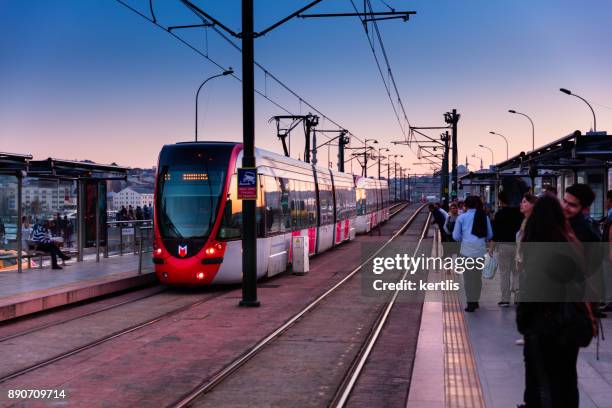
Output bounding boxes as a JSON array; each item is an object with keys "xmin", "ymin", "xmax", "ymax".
[
  {"xmin": 338, "ymin": 134, "xmax": 346, "ymax": 172},
  {"xmin": 451, "ymin": 109, "xmax": 459, "ymax": 200},
  {"xmin": 95, "ymin": 182, "xmax": 100, "ymax": 263},
  {"xmin": 394, "ymin": 161, "xmax": 398, "ymax": 202},
  {"xmin": 363, "ymin": 141, "xmax": 367, "ymax": 177},
  {"xmin": 240, "ymin": 0, "xmax": 260, "ymax": 307},
  {"xmin": 17, "ymin": 172, "xmax": 23, "ymax": 273},
  {"xmin": 77, "ymin": 180, "xmax": 84, "ymax": 262}
]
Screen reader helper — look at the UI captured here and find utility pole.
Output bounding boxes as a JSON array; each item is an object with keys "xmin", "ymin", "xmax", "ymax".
[
  {"xmin": 338, "ymin": 131, "xmax": 349, "ymax": 172},
  {"xmin": 240, "ymin": 0, "xmax": 259, "ymax": 307},
  {"xmin": 441, "ymin": 131, "xmax": 450, "ymax": 209},
  {"xmin": 444, "ymin": 109, "xmax": 460, "ymax": 200}
]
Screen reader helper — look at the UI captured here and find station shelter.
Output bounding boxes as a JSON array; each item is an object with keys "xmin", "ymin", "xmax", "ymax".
[
  {"xmin": 0, "ymin": 153, "xmax": 128, "ymax": 272},
  {"xmin": 459, "ymin": 130, "xmax": 611, "ymax": 216}
]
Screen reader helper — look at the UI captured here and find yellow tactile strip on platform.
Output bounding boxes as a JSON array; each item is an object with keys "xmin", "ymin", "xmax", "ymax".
[{"xmin": 442, "ymin": 269, "xmax": 486, "ymax": 408}]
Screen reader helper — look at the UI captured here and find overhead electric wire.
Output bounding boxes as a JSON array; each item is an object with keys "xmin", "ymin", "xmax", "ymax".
[
  {"xmin": 113, "ymin": 0, "xmax": 374, "ymax": 147},
  {"xmin": 349, "ymin": 0, "xmax": 410, "ymax": 144}
]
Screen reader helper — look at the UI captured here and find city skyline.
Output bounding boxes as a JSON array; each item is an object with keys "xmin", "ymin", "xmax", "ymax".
[{"xmin": 1, "ymin": 0, "xmax": 611, "ymax": 170}]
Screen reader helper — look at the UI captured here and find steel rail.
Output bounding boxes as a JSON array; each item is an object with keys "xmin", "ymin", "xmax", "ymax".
[{"xmin": 172, "ymin": 203, "xmax": 427, "ymax": 408}]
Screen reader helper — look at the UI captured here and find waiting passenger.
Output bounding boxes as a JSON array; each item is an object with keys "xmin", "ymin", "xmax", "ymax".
[
  {"xmin": 30, "ymin": 220, "xmax": 71, "ymax": 270},
  {"xmin": 452, "ymin": 195, "xmax": 493, "ymax": 312},
  {"xmin": 490, "ymin": 191, "xmax": 523, "ymax": 307}
]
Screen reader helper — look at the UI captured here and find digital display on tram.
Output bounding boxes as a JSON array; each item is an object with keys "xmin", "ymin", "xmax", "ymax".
[{"xmin": 156, "ymin": 145, "xmax": 233, "ymax": 242}]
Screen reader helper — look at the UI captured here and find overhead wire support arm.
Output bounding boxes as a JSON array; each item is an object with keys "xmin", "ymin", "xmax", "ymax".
[
  {"xmin": 180, "ymin": 0, "xmax": 240, "ymax": 37},
  {"xmin": 299, "ymin": 11, "xmax": 416, "ymax": 21},
  {"xmin": 255, "ymin": 0, "xmax": 324, "ymax": 37},
  {"xmin": 167, "ymin": 23, "xmax": 213, "ymax": 32}
]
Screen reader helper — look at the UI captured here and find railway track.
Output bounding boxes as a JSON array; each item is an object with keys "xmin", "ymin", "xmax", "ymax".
[
  {"xmin": 331, "ymin": 210, "xmax": 431, "ymax": 407},
  {"xmin": 0, "ymin": 289, "xmax": 228, "ymax": 384},
  {"xmin": 0, "ymin": 204, "xmax": 413, "ymax": 387},
  {"xmin": 173, "ymin": 203, "xmax": 429, "ymax": 408}
]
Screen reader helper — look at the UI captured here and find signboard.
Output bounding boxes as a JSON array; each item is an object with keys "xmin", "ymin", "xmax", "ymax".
[{"xmin": 237, "ymin": 167, "xmax": 258, "ymax": 200}]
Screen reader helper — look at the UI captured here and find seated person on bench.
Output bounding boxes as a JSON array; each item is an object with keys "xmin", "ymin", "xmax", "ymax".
[{"xmin": 30, "ymin": 220, "xmax": 71, "ymax": 269}]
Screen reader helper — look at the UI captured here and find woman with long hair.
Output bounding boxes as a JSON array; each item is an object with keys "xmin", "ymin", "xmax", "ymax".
[
  {"xmin": 452, "ymin": 195, "xmax": 493, "ymax": 312},
  {"xmin": 516, "ymin": 195, "xmax": 585, "ymax": 408}
]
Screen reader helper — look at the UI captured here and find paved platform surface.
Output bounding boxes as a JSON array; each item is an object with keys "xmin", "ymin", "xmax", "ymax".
[
  {"xmin": 0, "ymin": 255, "xmax": 155, "ymax": 321},
  {"xmin": 409, "ymin": 235, "xmax": 612, "ymax": 408},
  {"xmin": 466, "ymin": 274, "xmax": 612, "ymax": 408}
]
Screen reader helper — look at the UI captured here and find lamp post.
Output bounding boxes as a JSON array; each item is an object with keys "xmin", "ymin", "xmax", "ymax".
[
  {"xmin": 393, "ymin": 154, "xmax": 403, "ymax": 201},
  {"xmin": 508, "ymin": 109, "xmax": 534, "ymax": 152},
  {"xmin": 364, "ymin": 139, "xmax": 378, "ymax": 177},
  {"xmin": 489, "ymin": 131, "xmax": 509, "ymax": 160},
  {"xmin": 478, "ymin": 144, "xmax": 494, "ymax": 166},
  {"xmin": 560, "ymin": 88, "xmax": 597, "ymax": 132},
  {"xmin": 378, "ymin": 147, "xmax": 389, "ymax": 179},
  {"xmin": 195, "ymin": 69, "xmax": 234, "ymax": 141}
]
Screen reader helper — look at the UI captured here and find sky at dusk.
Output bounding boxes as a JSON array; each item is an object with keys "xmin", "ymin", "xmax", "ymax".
[{"xmin": 1, "ymin": 0, "xmax": 612, "ymax": 172}]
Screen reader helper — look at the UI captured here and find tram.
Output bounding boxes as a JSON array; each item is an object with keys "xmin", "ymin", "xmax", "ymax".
[
  {"xmin": 355, "ymin": 176, "xmax": 390, "ymax": 234},
  {"xmin": 153, "ymin": 142, "xmax": 391, "ymax": 285}
]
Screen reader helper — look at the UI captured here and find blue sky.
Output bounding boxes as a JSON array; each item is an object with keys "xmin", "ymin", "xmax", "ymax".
[{"xmin": 1, "ymin": 0, "xmax": 611, "ymax": 171}]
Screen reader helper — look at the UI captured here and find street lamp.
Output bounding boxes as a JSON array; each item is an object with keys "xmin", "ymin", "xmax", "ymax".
[
  {"xmin": 560, "ymin": 88, "xmax": 597, "ymax": 132},
  {"xmin": 478, "ymin": 144, "xmax": 494, "ymax": 166},
  {"xmin": 508, "ymin": 109, "xmax": 535, "ymax": 152},
  {"xmin": 195, "ymin": 68, "xmax": 234, "ymax": 141},
  {"xmin": 378, "ymin": 147, "xmax": 389, "ymax": 179},
  {"xmin": 489, "ymin": 131, "xmax": 509, "ymax": 160},
  {"xmin": 363, "ymin": 139, "xmax": 378, "ymax": 177}
]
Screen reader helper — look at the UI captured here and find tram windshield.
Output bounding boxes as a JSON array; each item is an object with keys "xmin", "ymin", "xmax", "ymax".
[{"xmin": 156, "ymin": 144, "xmax": 233, "ymax": 241}]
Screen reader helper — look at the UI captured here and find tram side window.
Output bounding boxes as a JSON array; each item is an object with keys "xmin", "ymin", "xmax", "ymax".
[
  {"xmin": 319, "ymin": 184, "xmax": 334, "ymax": 225},
  {"xmin": 263, "ymin": 175, "xmax": 281, "ymax": 235},
  {"xmin": 356, "ymin": 188, "xmax": 366, "ymax": 216},
  {"xmin": 348, "ymin": 187, "xmax": 356, "ymax": 218}
]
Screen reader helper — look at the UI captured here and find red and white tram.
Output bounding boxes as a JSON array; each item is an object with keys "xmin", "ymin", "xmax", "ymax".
[
  {"xmin": 354, "ymin": 176, "xmax": 390, "ymax": 234},
  {"xmin": 153, "ymin": 142, "xmax": 390, "ymax": 285}
]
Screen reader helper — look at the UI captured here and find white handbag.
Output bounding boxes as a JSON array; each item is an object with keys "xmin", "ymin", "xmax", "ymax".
[{"xmin": 482, "ymin": 252, "xmax": 498, "ymax": 279}]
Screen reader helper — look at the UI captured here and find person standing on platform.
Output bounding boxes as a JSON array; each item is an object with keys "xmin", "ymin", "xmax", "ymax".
[
  {"xmin": 562, "ymin": 183, "xmax": 606, "ymax": 318},
  {"xmin": 443, "ymin": 202, "xmax": 460, "ymax": 256},
  {"xmin": 516, "ymin": 195, "xmax": 587, "ymax": 408},
  {"xmin": 453, "ymin": 195, "xmax": 493, "ymax": 312},
  {"xmin": 490, "ymin": 191, "xmax": 524, "ymax": 307},
  {"xmin": 601, "ymin": 190, "xmax": 612, "ymax": 313}
]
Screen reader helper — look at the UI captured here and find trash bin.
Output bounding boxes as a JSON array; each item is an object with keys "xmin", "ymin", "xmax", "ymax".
[{"xmin": 292, "ymin": 235, "xmax": 309, "ymax": 275}]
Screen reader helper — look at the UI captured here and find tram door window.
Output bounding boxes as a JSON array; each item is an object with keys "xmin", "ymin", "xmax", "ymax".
[
  {"xmin": 279, "ymin": 178, "xmax": 291, "ymax": 232},
  {"xmin": 262, "ymin": 176, "xmax": 281, "ymax": 235},
  {"xmin": 305, "ymin": 181, "xmax": 317, "ymax": 227},
  {"xmin": 319, "ymin": 184, "xmax": 334, "ymax": 225}
]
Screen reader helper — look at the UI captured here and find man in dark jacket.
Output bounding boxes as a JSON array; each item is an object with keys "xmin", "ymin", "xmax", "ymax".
[
  {"xmin": 562, "ymin": 183, "xmax": 606, "ymax": 318},
  {"xmin": 428, "ymin": 203, "xmax": 448, "ymax": 241},
  {"xmin": 491, "ymin": 191, "xmax": 523, "ymax": 306}
]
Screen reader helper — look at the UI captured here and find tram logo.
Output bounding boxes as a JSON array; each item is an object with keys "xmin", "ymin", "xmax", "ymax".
[{"xmin": 178, "ymin": 245, "xmax": 188, "ymax": 257}]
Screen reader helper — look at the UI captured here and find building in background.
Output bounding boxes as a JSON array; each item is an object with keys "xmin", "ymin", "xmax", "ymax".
[{"xmin": 112, "ymin": 187, "xmax": 154, "ymax": 210}]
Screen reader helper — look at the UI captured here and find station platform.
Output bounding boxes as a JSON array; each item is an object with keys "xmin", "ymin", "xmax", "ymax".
[
  {"xmin": 0, "ymin": 255, "xmax": 156, "ymax": 322},
  {"xmin": 409, "ymin": 241, "xmax": 612, "ymax": 408}
]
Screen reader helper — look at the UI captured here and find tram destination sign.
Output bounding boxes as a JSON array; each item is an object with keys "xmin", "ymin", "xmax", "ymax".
[{"xmin": 237, "ymin": 167, "xmax": 258, "ymax": 200}]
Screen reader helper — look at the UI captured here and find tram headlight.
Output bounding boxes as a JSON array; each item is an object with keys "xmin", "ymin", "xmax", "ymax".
[
  {"xmin": 205, "ymin": 247, "xmax": 215, "ymax": 256},
  {"xmin": 196, "ymin": 272, "xmax": 205, "ymax": 280},
  {"xmin": 155, "ymin": 248, "xmax": 162, "ymax": 256}
]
